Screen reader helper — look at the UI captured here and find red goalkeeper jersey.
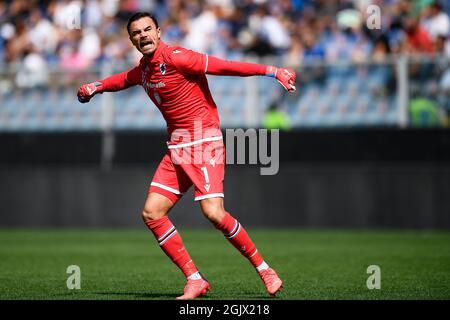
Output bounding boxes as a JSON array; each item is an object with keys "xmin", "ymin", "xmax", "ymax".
[
  {"xmin": 81, "ymin": 41, "xmax": 295, "ymax": 147},
  {"xmin": 119, "ymin": 41, "xmax": 267, "ymax": 146},
  {"xmin": 126, "ymin": 42, "xmax": 221, "ymax": 143}
]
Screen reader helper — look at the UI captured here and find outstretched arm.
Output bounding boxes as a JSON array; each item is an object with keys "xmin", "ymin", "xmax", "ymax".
[
  {"xmin": 169, "ymin": 48, "xmax": 297, "ymax": 92},
  {"xmin": 77, "ymin": 67, "xmax": 141, "ymax": 103},
  {"xmin": 206, "ymin": 56, "xmax": 296, "ymax": 92}
]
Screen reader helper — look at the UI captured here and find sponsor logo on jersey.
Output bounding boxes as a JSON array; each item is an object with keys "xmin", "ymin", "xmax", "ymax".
[
  {"xmin": 172, "ymin": 49, "xmax": 182, "ymax": 54},
  {"xmin": 160, "ymin": 63, "xmax": 166, "ymax": 75},
  {"xmin": 149, "ymin": 81, "xmax": 166, "ymax": 89}
]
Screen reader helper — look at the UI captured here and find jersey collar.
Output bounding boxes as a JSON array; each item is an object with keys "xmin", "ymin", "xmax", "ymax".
[{"xmin": 148, "ymin": 41, "xmax": 167, "ymax": 64}]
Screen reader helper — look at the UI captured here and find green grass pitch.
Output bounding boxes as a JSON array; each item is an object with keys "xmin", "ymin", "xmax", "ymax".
[{"xmin": 0, "ymin": 229, "xmax": 449, "ymax": 300}]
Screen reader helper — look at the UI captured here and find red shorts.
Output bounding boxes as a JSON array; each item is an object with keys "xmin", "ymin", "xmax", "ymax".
[{"xmin": 149, "ymin": 138, "xmax": 225, "ymax": 203}]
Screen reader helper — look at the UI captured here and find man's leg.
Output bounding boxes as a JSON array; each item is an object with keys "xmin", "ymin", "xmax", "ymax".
[
  {"xmin": 142, "ymin": 192, "xmax": 210, "ymax": 299},
  {"xmin": 199, "ymin": 197, "xmax": 283, "ymax": 296}
]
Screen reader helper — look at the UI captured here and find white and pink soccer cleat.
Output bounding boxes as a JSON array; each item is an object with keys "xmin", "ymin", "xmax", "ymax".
[
  {"xmin": 176, "ymin": 277, "xmax": 210, "ymax": 300},
  {"xmin": 259, "ymin": 268, "xmax": 283, "ymax": 296}
]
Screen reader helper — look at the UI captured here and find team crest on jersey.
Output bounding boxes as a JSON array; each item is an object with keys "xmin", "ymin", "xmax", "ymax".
[{"xmin": 159, "ymin": 63, "xmax": 166, "ymax": 75}]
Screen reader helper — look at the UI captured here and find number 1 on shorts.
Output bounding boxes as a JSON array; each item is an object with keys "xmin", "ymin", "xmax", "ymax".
[{"xmin": 201, "ymin": 166, "xmax": 210, "ymax": 184}]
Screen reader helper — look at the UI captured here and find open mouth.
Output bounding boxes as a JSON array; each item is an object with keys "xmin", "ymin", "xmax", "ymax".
[{"xmin": 140, "ymin": 39, "xmax": 153, "ymax": 51}]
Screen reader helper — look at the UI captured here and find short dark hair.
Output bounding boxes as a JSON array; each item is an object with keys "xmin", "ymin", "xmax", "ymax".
[{"xmin": 127, "ymin": 12, "xmax": 159, "ymax": 35}]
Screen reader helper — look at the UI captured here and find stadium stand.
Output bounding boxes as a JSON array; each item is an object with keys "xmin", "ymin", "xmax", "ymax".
[{"xmin": 0, "ymin": 0, "xmax": 449, "ymax": 130}]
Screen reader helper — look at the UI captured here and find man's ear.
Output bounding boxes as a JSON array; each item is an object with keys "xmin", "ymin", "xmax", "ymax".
[{"xmin": 157, "ymin": 27, "xmax": 161, "ymax": 40}]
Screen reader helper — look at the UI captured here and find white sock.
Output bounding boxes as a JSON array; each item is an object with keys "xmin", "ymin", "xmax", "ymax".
[
  {"xmin": 256, "ymin": 261, "xmax": 269, "ymax": 272},
  {"xmin": 187, "ymin": 271, "xmax": 202, "ymax": 280}
]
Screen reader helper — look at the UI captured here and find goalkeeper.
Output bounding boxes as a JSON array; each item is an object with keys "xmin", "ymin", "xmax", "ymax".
[{"xmin": 78, "ymin": 12, "xmax": 296, "ymax": 300}]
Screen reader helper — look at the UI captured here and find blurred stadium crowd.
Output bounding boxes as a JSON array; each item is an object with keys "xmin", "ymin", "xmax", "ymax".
[
  {"xmin": 1, "ymin": 0, "xmax": 450, "ymax": 66},
  {"xmin": 0, "ymin": 0, "xmax": 449, "ymax": 129}
]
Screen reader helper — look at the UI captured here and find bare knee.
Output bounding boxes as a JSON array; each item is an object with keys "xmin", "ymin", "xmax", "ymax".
[
  {"xmin": 200, "ymin": 198, "xmax": 225, "ymax": 224},
  {"xmin": 142, "ymin": 205, "xmax": 167, "ymax": 222},
  {"xmin": 142, "ymin": 193, "xmax": 174, "ymax": 222}
]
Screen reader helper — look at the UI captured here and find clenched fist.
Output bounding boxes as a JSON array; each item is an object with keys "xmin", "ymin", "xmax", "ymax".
[
  {"xmin": 77, "ymin": 81, "xmax": 104, "ymax": 103},
  {"xmin": 265, "ymin": 66, "xmax": 297, "ymax": 93}
]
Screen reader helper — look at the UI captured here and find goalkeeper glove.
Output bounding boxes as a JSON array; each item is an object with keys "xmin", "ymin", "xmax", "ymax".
[
  {"xmin": 265, "ymin": 66, "xmax": 297, "ymax": 92},
  {"xmin": 77, "ymin": 81, "xmax": 104, "ymax": 103}
]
